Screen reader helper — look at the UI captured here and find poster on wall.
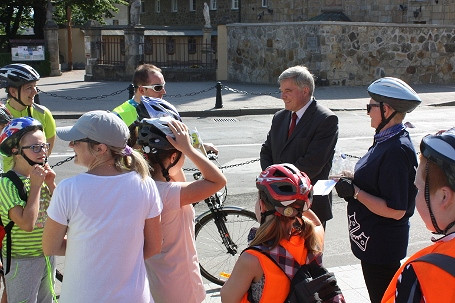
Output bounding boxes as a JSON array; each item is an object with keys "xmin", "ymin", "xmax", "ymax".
[{"xmin": 11, "ymin": 45, "xmax": 45, "ymax": 61}]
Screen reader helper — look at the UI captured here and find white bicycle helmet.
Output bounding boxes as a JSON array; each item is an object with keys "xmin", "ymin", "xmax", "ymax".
[
  {"xmin": 367, "ymin": 77, "xmax": 421, "ymax": 113},
  {"xmin": 0, "ymin": 63, "xmax": 40, "ymax": 87},
  {"xmin": 136, "ymin": 96, "xmax": 181, "ymax": 121}
]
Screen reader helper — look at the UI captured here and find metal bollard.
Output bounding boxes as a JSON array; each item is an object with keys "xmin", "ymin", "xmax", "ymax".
[
  {"xmin": 128, "ymin": 83, "xmax": 135, "ymax": 99},
  {"xmin": 215, "ymin": 82, "xmax": 223, "ymax": 108}
]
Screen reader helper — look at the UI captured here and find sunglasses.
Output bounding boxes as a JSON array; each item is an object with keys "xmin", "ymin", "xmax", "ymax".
[
  {"xmin": 141, "ymin": 83, "xmax": 166, "ymax": 92},
  {"xmin": 70, "ymin": 138, "xmax": 100, "ymax": 145},
  {"xmin": 366, "ymin": 103, "xmax": 381, "ymax": 113},
  {"xmin": 21, "ymin": 143, "xmax": 50, "ymax": 153}
]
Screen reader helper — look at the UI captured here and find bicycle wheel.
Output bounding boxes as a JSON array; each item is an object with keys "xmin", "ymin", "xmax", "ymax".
[{"xmin": 195, "ymin": 207, "xmax": 258, "ymax": 285}]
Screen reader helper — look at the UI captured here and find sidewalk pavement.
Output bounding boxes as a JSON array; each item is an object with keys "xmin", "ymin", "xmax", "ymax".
[
  {"xmin": 1, "ymin": 70, "xmax": 453, "ymax": 119},
  {"xmin": 2, "ymin": 70, "xmax": 454, "ymax": 302}
]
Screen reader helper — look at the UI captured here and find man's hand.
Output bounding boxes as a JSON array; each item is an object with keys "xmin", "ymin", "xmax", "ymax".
[
  {"xmin": 335, "ymin": 177, "xmax": 355, "ymax": 198},
  {"xmin": 203, "ymin": 142, "xmax": 218, "ymax": 155}
]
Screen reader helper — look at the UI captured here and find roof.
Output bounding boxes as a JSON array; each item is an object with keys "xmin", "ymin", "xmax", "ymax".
[{"xmin": 309, "ymin": 11, "xmax": 351, "ymax": 22}]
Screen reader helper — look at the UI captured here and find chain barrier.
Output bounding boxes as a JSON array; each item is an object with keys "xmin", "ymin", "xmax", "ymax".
[
  {"xmin": 37, "ymin": 87, "xmax": 128, "ymax": 101},
  {"xmin": 183, "ymin": 158, "xmax": 260, "ymax": 172},
  {"xmin": 50, "ymin": 156, "xmax": 75, "ymax": 169},
  {"xmin": 165, "ymin": 85, "xmax": 217, "ymax": 98},
  {"xmin": 222, "ymin": 84, "xmax": 280, "ymax": 96}
]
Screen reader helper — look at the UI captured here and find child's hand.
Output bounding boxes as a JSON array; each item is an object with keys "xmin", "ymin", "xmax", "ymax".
[
  {"xmin": 42, "ymin": 163, "xmax": 56, "ymax": 188},
  {"xmin": 167, "ymin": 120, "xmax": 192, "ymax": 153},
  {"xmin": 30, "ymin": 164, "xmax": 47, "ymax": 186}
]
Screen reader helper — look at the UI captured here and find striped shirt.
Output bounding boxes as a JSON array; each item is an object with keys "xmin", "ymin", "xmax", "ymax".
[{"xmin": 0, "ymin": 174, "xmax": 51, "ymax": 257}]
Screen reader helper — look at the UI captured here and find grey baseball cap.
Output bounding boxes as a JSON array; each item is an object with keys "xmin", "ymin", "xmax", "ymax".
[{"xmin": 57, "ymin": 110, "xmax": 129, "ymax": 147}]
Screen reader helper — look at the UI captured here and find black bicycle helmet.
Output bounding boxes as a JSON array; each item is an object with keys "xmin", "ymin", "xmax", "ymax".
[
  {"xmin": 0, "ymin": 63, "xmax": 40, "ymax": 87},
  {"xmin": 136, "ymin": 96, "xmax": 181, "ymax": 122},
  {"xmin": 367, "ymin": 77, "xmax": 421, "ymax": 113},
  {"xmin": 137, "ymin": 116, "xmax": 176, "ymax": 153},
  {"xmin": 420, "ymin": 129, "xmax": 455, "ymax": 191},
  {"xmin": 256, "ymin": 163, "xmax": 313, "ymax": 218},
  {"xmin": 0, "ymin": 117, "xmax": 43, "ymax": 156},
  {"xmin": 0, "ymin": 104, "xmax": 12, "ymax": 125}
]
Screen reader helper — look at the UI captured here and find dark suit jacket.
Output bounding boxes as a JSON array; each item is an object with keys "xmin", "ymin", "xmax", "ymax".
[{"xmin": 260, "ymin": 99, "xmax": 339, "ymax": 222}]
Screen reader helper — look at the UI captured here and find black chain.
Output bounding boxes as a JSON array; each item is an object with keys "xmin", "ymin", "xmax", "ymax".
[
  {"xmin": 341, "ymin": 153, "xmax": 361, "ymax": 159},
  {"xmin": 222, "ymin": 84, "xmax": 280, "ymax": 96},
  {"xmin": 183, "ymin": 158, "xmax": 260, "ymax": 172},
  {"xmin": 50, "ymin": 156, "xmax": 75, "ymax": 169},
  {"xmin": 37, "ymin": 87, "xmax": 128, "ymax": 101},
  {"xmin": 165, "ymin": 85, "xmax": 216, "ymax": 98}
]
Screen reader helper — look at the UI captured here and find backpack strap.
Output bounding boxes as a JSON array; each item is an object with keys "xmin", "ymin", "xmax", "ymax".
[
  {"xmin": 410, "ymin": 253, "xmax": 455, "ymax": 277},
  {"xmin": 1, "ymin": 171, "xmax": 27, "ymax": 275}
]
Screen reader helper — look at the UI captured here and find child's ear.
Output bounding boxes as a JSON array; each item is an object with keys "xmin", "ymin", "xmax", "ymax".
[{"xmin": 11, "ymin": 147, "xmax": 18, "ymax": 155}]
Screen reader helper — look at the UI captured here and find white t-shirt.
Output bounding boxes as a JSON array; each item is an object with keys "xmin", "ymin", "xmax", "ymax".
[
  {"xmin": 47, "ymin": 172, "xmax": 162, "ymax": 303},
  {"xmin": 146, "ymin": 181, "xmax": 206, "ymax": 303}
]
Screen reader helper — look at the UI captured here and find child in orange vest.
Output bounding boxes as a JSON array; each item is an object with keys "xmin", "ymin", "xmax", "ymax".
[{"xmin": 382, "ymin": 129, "xmax": 455, "ymax": 302}]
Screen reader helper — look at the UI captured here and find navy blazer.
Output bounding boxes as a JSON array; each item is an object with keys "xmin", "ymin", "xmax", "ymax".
[{"xmin": 260, "ymin": 99, "xmax": 339, "ymax": 222}]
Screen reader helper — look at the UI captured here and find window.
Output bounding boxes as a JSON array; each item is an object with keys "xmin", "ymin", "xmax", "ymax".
[
  {"xmin": 141, "ymin": 0, "xmax": 145, "ymax": 13},
  {"xmin": 155, "ymin": 0, "xmax": 160, "ymax": 13},
  {"xmin": 262, "ymin": 0, "xmax": 268, "ymax": 7},
  {"xmin": 189, "ymin": 0, "xmax": 196, "ymax": 11},
  {"xmin": 188, "ymin": 37, "xmax": 197, "ymax": 54},
  {"xmin": 231, "ymin": 0, "xmax": 238, "ymax": 9},
  {"xmin": 112, "ymin": 19, "xmax": 119, "ymax": 25},
  {"xmin": 210, "ymin": 0, "xmax": 217, "ymax": 10},
  {"xmin": 171, "ymin": 0, "xmax": 178, "ymax": 12}
]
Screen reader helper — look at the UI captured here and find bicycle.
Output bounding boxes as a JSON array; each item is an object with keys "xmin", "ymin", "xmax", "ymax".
[{"xmin": 192, "ymin": 152, "xmax": 259, "ymax": 286}]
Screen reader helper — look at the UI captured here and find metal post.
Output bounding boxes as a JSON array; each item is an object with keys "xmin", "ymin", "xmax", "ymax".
[
  {"xmin": 215, "ymin": 82, "xmax": 223, "ymax": 108},
  {"xmin": 128, "ymin": 83, "xmax": 135, "ymax": 99}
]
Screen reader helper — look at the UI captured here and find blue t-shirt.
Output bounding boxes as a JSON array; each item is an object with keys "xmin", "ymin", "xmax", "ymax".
[{"xmin": 347, "ymin": 129, "xmax": 417, "ymax": 264}]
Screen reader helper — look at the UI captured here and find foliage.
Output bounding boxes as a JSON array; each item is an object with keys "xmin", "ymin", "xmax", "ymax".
[
  {"xmin": 0, "ymin": 0, "xmax": 128, "ymax": 49},
  {"xmin": 52, "ymin": 0, "xmax": 128, "ymax": 26}
]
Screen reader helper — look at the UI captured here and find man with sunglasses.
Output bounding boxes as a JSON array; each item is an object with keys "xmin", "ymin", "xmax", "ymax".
[
  {"xmin": 335, "ymin": 77, "xmax": 421, "ymax": 303},
  {"xmin": 113, "ymin": 64, "xmax": 218, "ymax": 155},
  {"xmin": 113, "ymin": 64, "xmax": 166, "ymax": 127}
]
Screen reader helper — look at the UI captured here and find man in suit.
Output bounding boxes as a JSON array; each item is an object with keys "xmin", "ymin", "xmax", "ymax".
[{"xmin": 260, "ymin": 65, "xmax": 339, "ymax": 228}]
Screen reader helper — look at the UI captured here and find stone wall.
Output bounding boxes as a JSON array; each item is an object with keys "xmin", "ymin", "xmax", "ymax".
[{"xmin": 226, "ymin": 21, "xmax": 455, "ymax": 85}]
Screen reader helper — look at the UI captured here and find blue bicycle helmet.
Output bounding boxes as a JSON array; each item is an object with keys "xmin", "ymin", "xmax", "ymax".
[
  {"xmin": 0, "ymin": 117, "xmax": 43, "ymax": 156},
  {"xmin": 136, "ymin": 96, "xmax": 181, "ymax": 121}
]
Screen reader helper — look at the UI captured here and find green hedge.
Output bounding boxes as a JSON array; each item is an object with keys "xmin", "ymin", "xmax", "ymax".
[{"xmin": 0, "ymin": 52, "xmax": 51, "ymax": 77}]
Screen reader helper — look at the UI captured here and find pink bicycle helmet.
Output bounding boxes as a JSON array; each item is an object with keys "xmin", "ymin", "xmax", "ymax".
[{"xmin": 256, "ymin": 163, "xmax": 313, "ymax": 217}]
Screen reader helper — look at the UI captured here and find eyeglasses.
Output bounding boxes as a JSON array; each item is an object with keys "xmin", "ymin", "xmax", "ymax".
[
  {"xmin": 21, "ymin": 143, "xmax": 50, "ymax": 153},
  {"xmin": 70, "ymin": 138, "xmax": 100, "ymax": 145},
  {"xmin": 141, "ymin": 83, "xmax": 166, "ymax": 92},
  {"xmin": 366, "ymin": 103, "xmax": 381, "ymax": 113}
]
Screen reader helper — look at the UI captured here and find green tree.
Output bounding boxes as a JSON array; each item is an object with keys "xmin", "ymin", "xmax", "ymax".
[{"xmin": 0, "ymin": 0, "xmax": 127, "ymax": 50}]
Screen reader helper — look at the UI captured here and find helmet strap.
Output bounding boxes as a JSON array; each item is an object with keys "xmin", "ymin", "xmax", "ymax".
[
  {"xmin": 425, "ymin": 162, "xmax": 444, "ymax": 234},
  {"xmin": 19, "ymin": 150, "xmax": 45, "ymax": 167},
  {"xmin": 153, "ymin": 151, "xmax": 182, "ymax": 182},
  {"xmin": 260, "ymin": 209, "xmax": 276, "ymax": 224},
  {"xmin": 10, "ymin": 86, "xmax": 27, "ymax": 108},
  {"xmin": 375, "ymin": 103, "xmax": 398, "ymax": 134}
]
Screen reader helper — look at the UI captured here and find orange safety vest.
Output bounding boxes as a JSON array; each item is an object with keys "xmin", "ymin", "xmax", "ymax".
[
  {"xmin": 240, "ymin": 236, "xmax": 309, "ymax": 303},
  {"xmin": 382, "ymin": 237, "xmax": 455, "ymax": 303}
]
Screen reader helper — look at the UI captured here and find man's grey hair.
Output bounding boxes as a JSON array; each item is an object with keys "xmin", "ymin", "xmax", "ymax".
[{"xmin": 278, "ymin": 65, "xmax": 315, "ymax": 96}]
